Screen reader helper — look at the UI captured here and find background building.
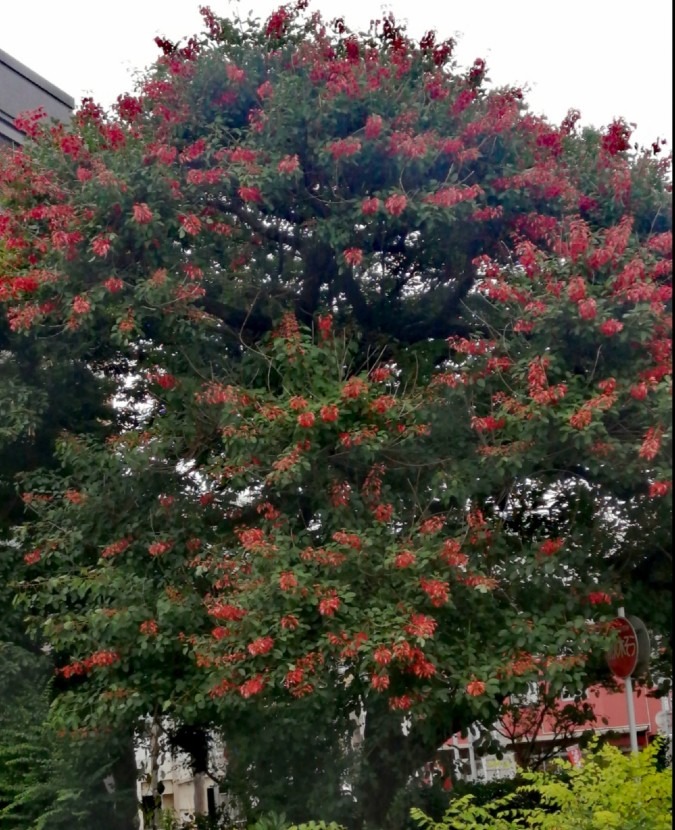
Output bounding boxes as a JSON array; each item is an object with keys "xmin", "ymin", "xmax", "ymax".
[{"xmin": 0, "ymin": 48, "xmax": 74, "ymax": 146}]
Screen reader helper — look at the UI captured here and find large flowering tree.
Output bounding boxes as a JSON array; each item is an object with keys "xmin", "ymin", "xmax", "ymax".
[{"xmin": 1, "ymin": 4, "xmax": 671, "ymax": 826}]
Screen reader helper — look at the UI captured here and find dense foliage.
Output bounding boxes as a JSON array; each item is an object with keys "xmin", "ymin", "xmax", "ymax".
[
  {"xmin": 0, "ymin": 3, "xmax": 671, "ymax": 826},
  {"xmin": 410, "ymin": 740, "xmax": 673, "ymax": 829}
]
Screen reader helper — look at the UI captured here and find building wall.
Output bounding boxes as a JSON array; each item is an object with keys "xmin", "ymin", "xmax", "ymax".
[{"xmin": 0, "ymin": 48, "xmax": 74, "ymax": 145}]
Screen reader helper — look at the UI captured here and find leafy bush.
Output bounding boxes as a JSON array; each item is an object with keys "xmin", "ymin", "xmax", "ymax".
[{"xmin": 410, "ymin": 740, "xmax": 672, "ymax": 829}]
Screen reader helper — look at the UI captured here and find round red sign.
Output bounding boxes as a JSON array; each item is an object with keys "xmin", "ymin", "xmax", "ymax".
[{"xmin": 606, "ymin": 617, "xmax": 639, "ymax": 678}]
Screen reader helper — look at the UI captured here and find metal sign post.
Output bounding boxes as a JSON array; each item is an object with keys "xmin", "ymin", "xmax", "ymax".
[{"xmin": 618, "ymin": 607, "xmax": 639, "ymax": 753}]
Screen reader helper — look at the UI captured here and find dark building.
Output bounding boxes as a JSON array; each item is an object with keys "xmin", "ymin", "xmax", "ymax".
[{"xmin": 0, "ymin": 48, "xmax": 74, "ymax": 146}]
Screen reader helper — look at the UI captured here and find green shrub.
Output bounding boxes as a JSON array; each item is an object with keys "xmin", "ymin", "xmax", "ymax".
[{"xmin": 410, "ymin": 740, "xmax": 672, "ymax": 830}]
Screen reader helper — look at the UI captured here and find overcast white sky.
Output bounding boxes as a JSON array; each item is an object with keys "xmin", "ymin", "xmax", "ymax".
[{"xmin": 2, "ymin": 0, "xmax": 672, "ymax": 149}]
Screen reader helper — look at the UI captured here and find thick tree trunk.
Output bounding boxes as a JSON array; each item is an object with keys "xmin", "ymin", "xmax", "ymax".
[{"xmin": 352, "ymin": 700, "xmax": 461, "ymax": 830}]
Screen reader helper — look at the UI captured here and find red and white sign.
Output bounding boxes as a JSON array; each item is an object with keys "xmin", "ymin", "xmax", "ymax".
[{"xmin": 606, "ymin": 617, "xmax": 639, "ymax": 678}]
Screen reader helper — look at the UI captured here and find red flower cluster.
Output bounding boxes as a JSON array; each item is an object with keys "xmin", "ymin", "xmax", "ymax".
[
  {"xmin": 279, "ymin": 571, "xmax": 298, "ymax": 591},
  {"xmin": 148, "ymin": 540, "xmax": 173, "ymax": 557},
  {"xmin": 405, "ymin": 614, "xmax": 437, "ymax": 638},
  {"xmin": 372, "ymin": 503, "xmax": 393, "ymax": 522},
  {"xmin": 394, "ymin": 550, "xmax": 416, "ymax": 568},
  {"xmin": 649, "ymin": 481, "xmax": 672, "ymax": 498},
  {"xmin": 343, "ymin": 247, "xmax": 363, "ymax": 267},
  {"xmin": 318, "ymin": 594, "xmax": 341, "ymax": 616},
  {"xmin": 247, "ymin": 636, "xmax": 274, "ymax": 656},
  {"xmin": 588, "ymin": 591, "xmax": 612, "ymax": 605},
  {"xmin": 277, "ymin": 154, "xmax": 300, "ymax": 174},
  {"xmin": 466, "ymin": 679, "xmax": 486, "ymax": 697},
  {"xmin": 23, "ymin": 548, "xmax": 41, "ymax": 565},
  {"xmin": 209, "ymin": 604, "xmax": 247, "ymax": 621},
  {"xmin": 539, "ymin": 538, "xmax": 564, "ymax": 556},
  {"xmin": 132, "ymin": 203, "xmax": 153, "ymax": 224},
  {"xmin": 341, "ymin": 377, "xmax": 369, "ymax": 399},
  {"xmin": 639, "ymin": 426, "xmax": 663, "ymax": 461},
  {"xmin": 239, "ymin": 675, "xmax": 265, "ymax": 698},
  {"xmin": 384, "ymin": 193, "xmax": 407, "ymax": 216},
  {"xmin": 140, "ymin": 619, "xmax": 159, "ymax": 636},
  {"xmin": 420, "ymin": 578, "xmax": 450, "ymax": 607}
]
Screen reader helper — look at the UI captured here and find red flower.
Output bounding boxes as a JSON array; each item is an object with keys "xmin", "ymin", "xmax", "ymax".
[
  {"xmin": 373, "ymin": 503, "xmax": 393, "ymax": 523},
  {"xmin": 209, "ymin": 604, "xmax": 247, "ymax": 621},
  {"xmin": 72, "ymin": 296, "xmax": 91, "ymax": 315},
  {"xmin": 373, "ymin": 646, "xmax": 393, "ymax": 666},
  {"xmin": 237, "ymin": 527, "xmax": 268, "ymax": 551},
  {"xmin": 289, "ymin": 396, "xmax": 308, "ymax": 411},
  {"xmin": 343, "ymin": 247, "xmax": 363, "ymax": 267},
  {"xmin": 140, "ymin": 619, "xmax": 159, "ymax": 636},
  {"xmin": 297, "ymin": 411, "xmax": 316, "ymax": 428},
  {"xmin": 588, "ymin": 591, "xmax": 612, "ymax": 605},
  {"xmin": 599, "ymin": 319, "xmax": 623, "ymax": 336},
  {"xmin": 440, "ymin": 539, "xmax": 468, "ymax": 567},
  {"xmin": 602, "ymin": 119, "xmax": 632, "ymax": 155},
  {"xmin": 132, "ymin": 203, "xmax": 153, "ymax": 224},
  {"xmin": 280, "ymin": 614, "xmax": 299, "ymax": 630},
  {"xmin": 419, "ymin": 515, "xmax": 445, "ymax": 534},
  {"xmin": 285, "ymin": 668, "xmax": 304, "ymax": 687},
  {"xmin": 466, "ymin": 679, "xmax": 486, "ymax": 697},
  {"xmin": 277, "ymin": 154, "xmax": 300, "ymax": 174},
  {"xmin": 370, "ymin": 367, "xmax": 391, "ymax": 382},
  {"xmin": 317, "ymin": 314, "xmax": 332, "ymax": 339},
  {"xmin": 567, "ymin": 277, "xmax": 587, "ymax": 303},
  {"xmin": 639, "ymin": 426, "xmax": 662, "ymax": 461},
  {"xmin": 279, "ymin": 571, "xmax": 298, "ymax": 591},
  {"xmin": 238, "ymin": 186, "xmax": 262, "ymax": 203},
  {"xmin": 320, "ymin": 404, "xmax": 339, "ymax": 423},
  {"xmin": 148, "ymin": 540, "xmax": 173, "ymax": 557},
  {"xmin": 103, "ymin": 277, "xmax": 124, "ymax": 293},
  {"xmin": 212, "ymin": 626, "xmax": 228, "ymax": 640},
  {"xmin": 578, "ymin": 298, "xmax": 597, "ymax": 320},
  {"xmin": 389, "ymin": 695, "xmax": 413, "ymax": 711},
  {"xmin": 471, "ymin": 415, "xmax": 506, "ymax": 432},
  {"xmin": 153, "ymin": 372, "xmax": 178, "ymax": 390},
  {"xmin": 395, "ymin": 550, "xmax": 416, "ymax": 568},
  {"xmin": 247, "ymin": 636, "xmax": 274, "ymax": 656},
  {"xmin": 405, "ymin": 614, "xmax": 437, "ymax": 638},
  {"xmin": 332, "ymin": 531, "xmax": 361, "ymax": 549},
  {"xmin": 371, "ymin": 673, "xmax": 390, "ymax": 691},
  {"xmin": 649, "ymin": 481, "xmax": 672, "ymax": 498},
  {"xmin": 327, "ymin": 138, "xmax": 361, "ymax": 160},
  {"xmin": 226, "ymin": 63, "xmax": 245, "ymax": 83},
  {"xmin": 91, "ymin": 236, "xmax": 111, "ymax": 257},
  {"xmin": 318, "ymin": 595, "xmax": 340, "ymax": 616},
  {"xmin": 385, "ymin": 194, "xmax": 407, "ymax": 216},
  {"xmin": 630, "ymin": 382, "xmax": 650, "ymax": 401},
  {"xmin": 569, "ymin": 407, "xmax": 592, "ymax": 430},
  {"xmin": 179, "ymin": 214, "xmax": 202, "ymax": 235},
  {"xmin": 341, "ymin": 377, "xmax": 369, "ymax": 399},
  {"xmin": 365, "ymin": 114, "xmax": 384, "ymax": 140},
  {"xmin": 362, "ymin": 197, "xmax": 380, "ymax": 216},
  {"xmin": 23, "ymin": 549, "xmax": 41, "ymax": 566},
  {"xmin": 257, "ymin": 80, "xmax": 273, "ymax": 99},
  {"xmin": 102, "ymin": 538, "xmax": 131, "ymax": 559},
  {"xmin": 87, "ymin": 650, "xmax": 120, "ymax": 669},
  {"xmin": 420, "ymin": 578, "xmax": 450, "ymax": 607},
  {"xmin": 239, "ymin": 675, "xmax": 265, "ymax": 698},
  {"xmin": 539, "ymin": 538, "xmax": 564, "ymax": 556}
]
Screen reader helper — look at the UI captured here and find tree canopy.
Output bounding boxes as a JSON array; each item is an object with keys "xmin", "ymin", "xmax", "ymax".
[{"xmin": 0, "ymin": 4, "xmax": 671, "ymax": 827}]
